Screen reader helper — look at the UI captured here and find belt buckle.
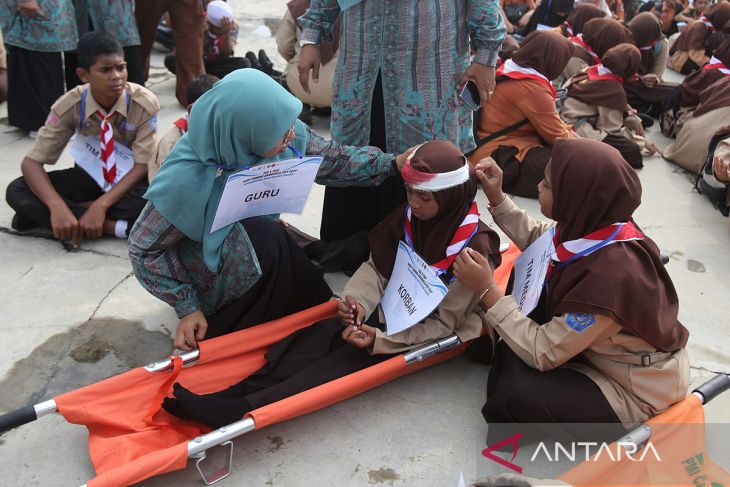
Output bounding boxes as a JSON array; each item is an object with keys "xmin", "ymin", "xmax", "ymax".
[{"xmin": 641, "ymin": 354, "xmax": 651, "ymax": 366}]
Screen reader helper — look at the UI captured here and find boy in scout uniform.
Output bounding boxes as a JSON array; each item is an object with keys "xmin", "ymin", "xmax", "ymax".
[{"xmin": 6, "ymin": 32, "xmax": 159, "ymax": 248}]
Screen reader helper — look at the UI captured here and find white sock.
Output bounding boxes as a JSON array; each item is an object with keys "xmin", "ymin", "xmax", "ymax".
[{"xmin": 114, "ymin": 220, "xmax": 129, "ymax": 239}]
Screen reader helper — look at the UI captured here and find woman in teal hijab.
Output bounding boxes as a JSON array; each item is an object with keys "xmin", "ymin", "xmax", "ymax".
[{"xmin": 129, "ymin": 69, "xmax": 408, "ymax": 351}]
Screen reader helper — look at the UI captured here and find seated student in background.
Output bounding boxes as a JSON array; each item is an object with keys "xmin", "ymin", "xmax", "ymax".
[
  {"xmin": 561, "ymin": 43, "xmax": 659, "ymax": 169},
  {"xmin": 664, "ymin": 77, "xmax": 730, "ymax": 173},
  {"xmin": 560, "ymin": 3, "xmax": 607, "ymax": 38},
  {"xmin": 500, "ymin": 0, "xmax": 537, "ymax": 35},
  {"xmin": 5, "ymin": 32, "xmax": 159, "ymax": 247},
  {"xmin": 160, "ymin": 140, "xmax": 503, "ymax": 429},
  {"xmin": 454, "ymin": 139, "xmax": 689, "ymax": 445},
  {"xmin": 129, "ymin": 69, "xmax": 416, "ymax": 352},
  {"xmin": 469, "ymin": 31, "xmax": 576, "ymax": 199},
  {"xmin": 164, "ymin": 1, "xmax": 248, "ymax": 80},
  {"xmin": 562, "ymin": 17, "xmax": 633, "ymax": 79},
  {"xmin": 624, "ymin": 12, "xmax": 675, "ymax": 117},
  {"xmin": 275, "ymin": 0, "xmax": 338, "ymax": 124},
  {"xmin": 524, "ymin": 0, "xmax": 575, "ymax": 35},
  {"xmin": 149, "ymin": 74, "xmax": 219, "ymax": 182},
  {"xmin": 669, "ymin": 2, "xmax": 730, "ymax": 74}
]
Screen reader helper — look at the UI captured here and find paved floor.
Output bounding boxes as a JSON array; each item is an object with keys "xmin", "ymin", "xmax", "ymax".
[{"xmin": 0, "ymin": 2, "xmax": 728, "ymax": 485}]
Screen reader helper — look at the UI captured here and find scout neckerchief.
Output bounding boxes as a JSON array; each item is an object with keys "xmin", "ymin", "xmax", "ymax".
[
  {"xmin": 208, "ymin": 31, "xmax": 223, "ymax": 58},
  {"xmin": 699, "ymin": 15, "xmax": 717, "ymax": 31},
  {"xmin": 79, "ymin": 86, "xmax": 131, "ymax": 188},
  {"xmin": 174, "ymin": 113, "xmax": 189, "ymax": 134},
  {"xmin": 403, "ymin": 200, "xmax": 480, "ymax": 280},
  {"xmin": 546, "ymin": 221, "xmax": 644, "ymax": 279},
  {"xmin": 586, "ymin": 64, "xmax": 630, "ymax": 84},
  {"xmin": 704, "ymin": 56, "xmax": 730, "ymax": 76},
  {"xmin": 496, "ymin": 58, "xmax": 557, "ymax": 98},
  {"xmin": 570, "ymin": 33, "xmax": 601, "ymax": 65}
]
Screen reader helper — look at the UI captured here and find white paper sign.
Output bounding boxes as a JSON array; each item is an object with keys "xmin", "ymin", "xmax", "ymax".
[
  {"xmin": 512, "ymin": 227, "xmax": 555, "ymax": 315},
  {"xmin": 68, "ymin": 134, "xmax": 134, "ymax": 191},
  {"xmin": 210, "ymin": 156, "xmax": 323, "ymax": 233},
  {"xmin": 381, "ymin": 241, "xmax": 449, "ymax": 336}
]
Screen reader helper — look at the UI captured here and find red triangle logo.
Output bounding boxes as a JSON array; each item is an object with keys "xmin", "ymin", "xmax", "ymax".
[{"xmin": 481, "ymin": 433, "xmax": 523, "ymax": 474}]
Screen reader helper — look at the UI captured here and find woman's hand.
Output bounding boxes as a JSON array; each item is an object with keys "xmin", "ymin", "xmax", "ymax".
[
  {"xmin": 297, "ymin": 44, "xmax": 322, "ymax": 94},
  {"xmin": 175, "ymin": 310, "xmax": 208, "ymax": 351},
  {"xmin": 342, "ymin": 323, "xmax": 376, "ymax": 348},
  {"xmin": 337, "ymin": 295, "xmax": 365, "ymax": 326},
  {"xmin": 458, "ymin": 63, "xmax": 497, "ymax": 106},
  {"xmin": 641, "ymin": 73, "xmax": 660, "ymax": 88},
  {"xmin": 17, "ymin": 0, "xmax": 45, "ymax": 18},
  {"xmin": 453, "ymin": 248, "xmax": 494, "ymax": 295},
  {"xmin": 474, "ymin": 157, "xmax": 506, "ymax": 206},
  {"xmin": 395, "ymin": 145, "xmax": 420, "ymax": 171}
]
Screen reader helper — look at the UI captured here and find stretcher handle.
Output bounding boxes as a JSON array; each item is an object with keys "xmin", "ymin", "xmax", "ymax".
[
  {"xmin": 692, "ymin": 373, "xmax": 730, "ymax": 405},
  {"xmin": 0, "ymin": 405, "xmax": 37, "ymax": 434}
]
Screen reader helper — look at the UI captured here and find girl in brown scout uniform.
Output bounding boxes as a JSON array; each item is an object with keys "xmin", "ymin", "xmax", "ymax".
[
  {"xmin": 161, "ymin": 140, "xmax": 503, "ymax": 429},
  {"xmin": 454, "ymin": 138, "xmax": 690, "ymax": 444}
]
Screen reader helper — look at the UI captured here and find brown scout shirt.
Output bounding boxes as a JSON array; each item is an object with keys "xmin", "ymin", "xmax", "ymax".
[
  {"xmin": 27, "ymin": 82, "xmax": 160, "ymax": 171},
  {"xmin": 342, "ymin": 255, "xmax": 494, "ymax": 356},
  {"xmin": 149, "ymin": 122, "xmax": 184, "ymax": 182},
  {"xmin": 485, "ymin": 196, "xmax": 690, "ymax": 428}
]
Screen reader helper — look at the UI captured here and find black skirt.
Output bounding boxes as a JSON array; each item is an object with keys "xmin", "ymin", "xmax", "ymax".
[{"xmin": 6, "ymin": 46, "xmax": 65, "ymax": 132}]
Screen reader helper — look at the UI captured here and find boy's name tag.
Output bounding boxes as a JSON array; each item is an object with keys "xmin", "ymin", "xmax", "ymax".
[
  {"xmin": 512, "ymin": 227, "xmax": 555, "ymax": 315},
  {"xmin": 68, "ymin": 134, "xmax": 134, "ymax": 191},
  {"xmin": 210, "ymin": 156, "xmax": 322, "ymax": 233},
  {"xmin": 381, "ymin": 241, "xmax": 449, "ymax": 336}
]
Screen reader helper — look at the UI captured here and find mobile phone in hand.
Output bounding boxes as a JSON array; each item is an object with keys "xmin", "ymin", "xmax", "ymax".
[{"xmin": 459, "ymin": 80, "xmax": 481, "ymax": 111}]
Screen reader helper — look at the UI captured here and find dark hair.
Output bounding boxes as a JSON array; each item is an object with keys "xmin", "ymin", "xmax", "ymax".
[
  {"xmin": 186, "ymin": 74, "xmax": 220, "ymax": 105},
  {"xmin": 77, "ymin": 32, "xmax": 124, "ymax": 70}
]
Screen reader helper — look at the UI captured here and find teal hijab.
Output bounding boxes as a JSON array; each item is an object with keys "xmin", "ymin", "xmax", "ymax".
[{"xmin": 145, "ymin": 69, "xmax": 308, "ymax": 271}]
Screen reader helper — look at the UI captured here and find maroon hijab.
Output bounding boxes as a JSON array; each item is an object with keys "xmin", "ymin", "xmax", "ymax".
[
  {"xmin": 512, "ymin": 30, "xmax": 574, "ymax": 80},
  {"xmin": 567, "ymin": 43, "xmax": 641, "ymax": 111},
  {"xmin": 368, "ymin": 141, "xmax": 501, "ymax": 279},
  {"xmin": 671, "ymin": 3, "xmax": 730, "ymax": 54},
  {"xmin": 679, "ymin": 36, "xmax": 730, "ymax": 107},
  {"xmin": 563, "ymin": 3, "xmax": 607, "ymax": 36},
  {"xmin": 289, "ymin": 0, "xmax": 340, "ymax": 65},
  {"xmin": 546, "ymin": 139, "xmax": 688, "ymax": 352},
  {"xmin": 574, "ymin": 18, "xmax": 634, "ymax": 64},
  {"xmin": 693, "ymin": 76, "xmax": 730, "ymax": 117},
  {"xmin": 628, "ymin": 12, "xmax": 664, "ymax": 74}
]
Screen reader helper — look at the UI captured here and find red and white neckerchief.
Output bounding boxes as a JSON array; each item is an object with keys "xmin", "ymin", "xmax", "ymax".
[
  {"xmin": 570, "ymin": 34, "xmax": 601, "ymax": 64},
  {"xmin": 173, "ymin": 113, "xmax": 189, "ymax": 134},
  {"xmin": 546, "ymin": 221, "xmax": 644, "ymax": 278},
  {"xmin": 704, "ymin": 56, "xmax": 730, "ymax": 75},
  {"xmin": 97, "ymin": 110, "xmax": 117, "ymax": 186},
  {"xmin": 586, "ymin": 64, "xmax": 626, "ymax": 84},
  {"xmin": 638, "ymin": 38, "xmax": 659, "ymax": 51},
  {"xmin": 565, "ymin": 23, "xmax": 574, "ymax": 37},
  {"xmin": 496, "ymin": 58, "xmax": 556, "ymax": 98},
  {"xmin": 208, "ymin": 31, "xmax": 223, "ymax": 58},
  {"xmin": 699, "ymin": 15, "xmax": 717, "ymax": 31},
  {"xmin": 403, "ymin": 201, "xmax": 480, "ymax": 277}
]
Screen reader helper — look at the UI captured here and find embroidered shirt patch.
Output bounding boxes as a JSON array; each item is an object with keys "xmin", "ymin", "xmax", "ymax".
[{"xmin": 566, "ymin": 313, "xmax": 596, "ymax": 333}]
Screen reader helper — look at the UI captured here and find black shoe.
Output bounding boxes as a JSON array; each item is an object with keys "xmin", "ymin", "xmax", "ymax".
[
  {"xmin": 164, "ymin": 54, "xmax": 176, "ymax": 74},
  {"xmin": 638, "ymin": 113, "xmax": 654, "ymax": 128},
  {"xmin": 299, "ymin": 104, "xmax": 313, "ymax": 125},
  {"xmin": 11, "ymin": 213, "xmax": 39, "ymax": 232},
  {"xmin": 245, "ymin": 51, "xmax": 261, "ymax": 70},
  {"xmin": 258, "ymin": 49, "xmax": 273, "ymax": 75}
]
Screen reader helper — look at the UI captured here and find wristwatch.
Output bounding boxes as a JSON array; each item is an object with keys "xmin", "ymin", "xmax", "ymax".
[{"xmin": 299, "ymin": 39, "xmax": 318, "ymax": 48}]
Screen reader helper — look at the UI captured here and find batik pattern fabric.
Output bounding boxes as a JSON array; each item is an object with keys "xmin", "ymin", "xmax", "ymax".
[{"xmin": 0, "ymin": 0, "xmax": 78, "ymax": 51}]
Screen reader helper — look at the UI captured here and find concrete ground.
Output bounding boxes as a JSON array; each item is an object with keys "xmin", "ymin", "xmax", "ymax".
[{"xmin": 0, "ymin": 2, "xmax": 728, "ymax": 486}]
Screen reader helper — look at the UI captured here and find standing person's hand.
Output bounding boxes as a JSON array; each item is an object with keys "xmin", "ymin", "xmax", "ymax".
[
  {"xmin": 474, "ymin": 157, "xmax": 506, "ymax": 206},
  {"xmin": 395, "ymin": 145, "xmax": 420, "ymax": 171},
  {"xmin": 17, "ymin": 0, "xmax": 45, "ymax": 18},
  {"xmin": 458, "ymin": 63, "xmax": 497, "ymax": 107},
  {"xmin": 297, "ymin": 44, "xmax": 322, "ymax": 94},
  {"xmin": 342, "ymin": 323, "xmax": 376, "ymax": 348},
  {"xmin": 175, "ymin": 311, "xmax": 208, "ymax": 351},
  {"xmin": 50, "ymin": 203, "xmax": 81, "ymax": 248},
  {"xmin": 78, "ymin": 201, "xmax": 108, "ymax": 239}
]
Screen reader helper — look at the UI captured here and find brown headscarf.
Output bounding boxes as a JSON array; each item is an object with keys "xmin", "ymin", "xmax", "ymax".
[
  {"xmin": 693, "ymin": 76, "xmax": 730, "ymax": 117},
  {"xmin": 628, "ymin": 12, "xmax": 664, "ymax": 74},
  {"xmin": 547, "ymin": 139, "xmax": 688, "ymax": 352},
  {"xmin": 368, "ymin": 141, "xmax": 501, "ymax": 279},
  {"xmin": 512, "ymin": 30, "xmax": 574, "ymax": 80},
  {"xmin": 567, "ymin": 43, "xmax": 641, "ymax": 111},
  {"xmin": 671, "ymin": 3, "xmax": 730, "ymax": 54},
  {"xmin": 563, "ymin": 3, "xmax": 607, "ymax": 36},
  {"xmin": 289, "ymin": 0, "xmax": 340, "ymax": 65},
  {"xmin": 679, "ymin": 36, "xmax": 730, "ymax": 107},
  {"xmin": 574, "ymin": 18, "xmax": 634, "ymax": 64}
]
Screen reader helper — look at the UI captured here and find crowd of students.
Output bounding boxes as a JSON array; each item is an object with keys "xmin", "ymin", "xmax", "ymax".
[{"xmin": 0, "ymin": 0, "xmax": 727, "ymax": 458}]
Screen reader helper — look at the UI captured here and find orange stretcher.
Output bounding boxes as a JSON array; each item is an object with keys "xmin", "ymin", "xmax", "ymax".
[{"xmin": 0, "ymin": 244, "xmax": 519, "ymax": 487}]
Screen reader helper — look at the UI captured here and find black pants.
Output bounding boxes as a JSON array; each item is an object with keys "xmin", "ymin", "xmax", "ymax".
[
  {"xmin": 483, "ymin": 341, "xmax": 624, "ymax": 446},
  {"xmin": 492, "ymin": 145, "xmax": 552, "ymax": 198},
  {"xmin": 319, "ymin": 72, "xmax": 407, "ymax": 241},
  {"xmin": 223, "ymin": 318, "xmax": 392, "ymax": 410},
  {"xmin": 6, "ymin": 46, "xmax": 65, "ymax": 132},
  {"xmin": 5, "ymin": 166, "xmax": 148, "ymax": 230},
  {"xmin": 624, "ymin": 80, "xmax": 678, "ymax": 117},
  {"xmin": 64, "ymin": 46, "xmax": 146, "ymax": 89},
  {"xmin": 204, "ymin": 217, "xmax": 333, "ymax": 338},
  {"xmin": 602, "ymin": 134, "xmax": 643, "ymax": 169}
]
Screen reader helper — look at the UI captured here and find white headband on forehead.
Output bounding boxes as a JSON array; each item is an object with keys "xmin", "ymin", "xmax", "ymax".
[{"xmin": 402, "ymin": 143, "xmax": 471, "ymax": 192}]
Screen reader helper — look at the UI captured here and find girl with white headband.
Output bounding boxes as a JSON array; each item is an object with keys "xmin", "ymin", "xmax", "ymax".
[{"xmin": 161, "ymin": 140, "xmax": 503, "ymax": 429}]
